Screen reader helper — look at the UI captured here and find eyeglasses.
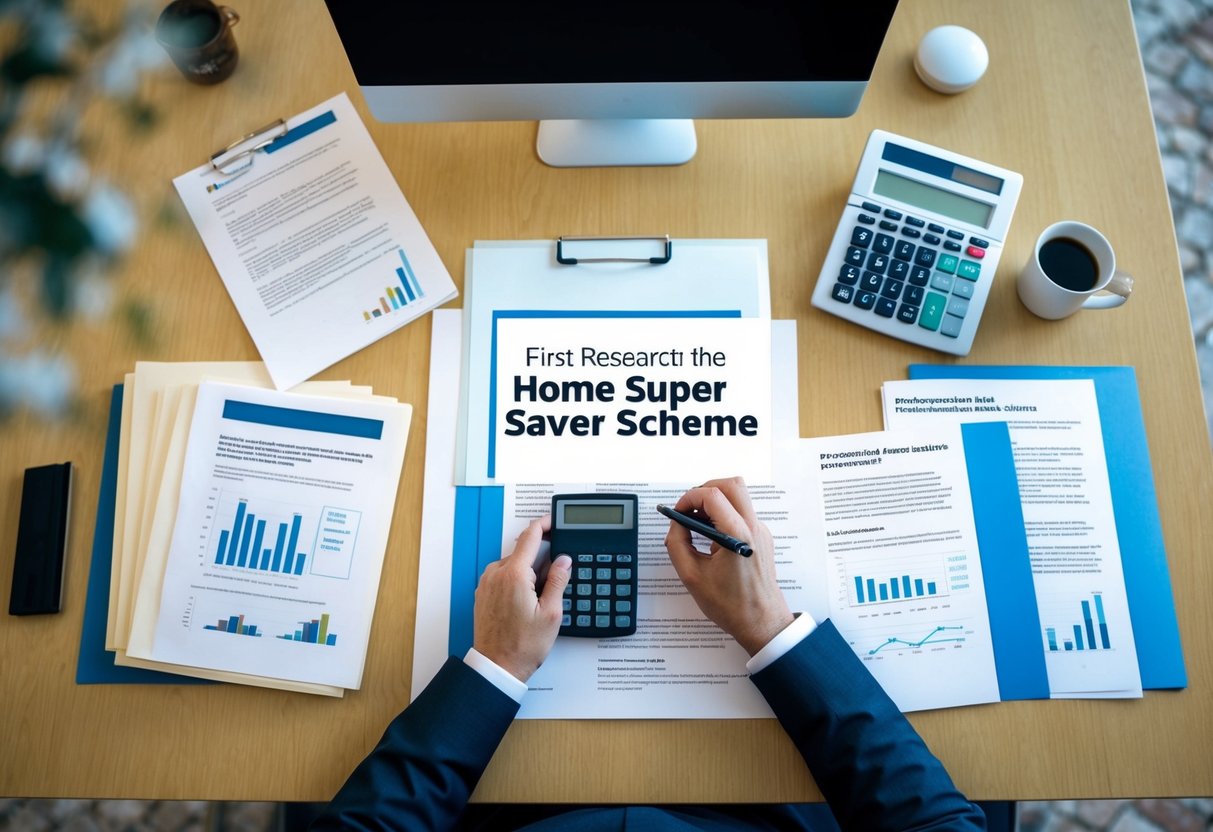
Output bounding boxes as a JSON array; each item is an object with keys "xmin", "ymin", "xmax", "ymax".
[{"xmin": 209, "ymin": 119, "xmax": 288, "ymax": 176}]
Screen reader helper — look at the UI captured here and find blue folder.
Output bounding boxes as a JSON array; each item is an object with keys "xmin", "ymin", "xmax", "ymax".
[
  {"xmin": 75, "ymin": 384, "xmax": 212, "ymax": 685},
  {"xmin": 962, "ymin": 422, "xmax": 1049, "ymax": 701},
  {"xmin": 908, "ymin": 364, "xmax": 1187, "ymax": 690}
]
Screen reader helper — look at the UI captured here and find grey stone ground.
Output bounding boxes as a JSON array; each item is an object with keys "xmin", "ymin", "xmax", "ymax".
[
  {"xmin": 1148, "ymin": 0, "xmax": 1213, "ymax": 439},
  {"xmin": 2, "ymin": 1, "xmax": 1212, "ymax": 830}
]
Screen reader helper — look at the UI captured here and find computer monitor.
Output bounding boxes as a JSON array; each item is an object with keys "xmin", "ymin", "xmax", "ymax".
[{"xmin": 323, "ymin": 2, "xmax": 900, "ymax": 167}]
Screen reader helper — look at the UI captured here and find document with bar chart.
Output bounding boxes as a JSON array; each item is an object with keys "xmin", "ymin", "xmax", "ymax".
[
  {"xmin": 883, "ymin": 377, "xmax": 1143, "ymax": 698},
  {"xmin": 173, "ymin": 92, "xmax": 457, "ymax": 390},
  {"xmin": 149, "ymin": 381, "xmax": 410, "ymax": 688},
  {"xmin": 805, "ymin": 424, "xmax": 1052, "ymax": 717},
  {"xmin": 804, "ymin": 423, "xmax": 1024, "ymax": 712}
]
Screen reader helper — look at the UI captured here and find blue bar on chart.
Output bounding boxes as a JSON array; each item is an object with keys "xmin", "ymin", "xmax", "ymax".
[
  {"xmin": 1045, "ymin": 593, "xmax": 1113, "ymax": 652},
  {"xmin": 1083, "ymin": 600, "xmax": 1098, "ymax": 650},
  {"xmin": 225, "ymin": 500, "xmax": 247, "ymax": 565},
  {"xmin": 202, "ymin": 613, "xmax": 261, "ymax": 637},
  {"xmin": 276, "ymin": 613, "xmax": 337, "ymax": 646},
  {"xmin": 214, "ymin": 530, "xmax": 230, "ymax": 565},
  {"xmin": 853, "ymin": 571, "xmax": 942, "ymax": 605},
  {"xmin": 271, "ymin": 522, "xmax": 286, "ymax": 572},
  {"xmin": 237, "ymin": 516, "xmax": 254, "ymax": 567},
  {"xmin": 1095, "ymin": 594, "xmax": 1110, "ymax": 648},
  {"xmin": 213, "ymin": 501, "xmax": 310, "ymax": 577}
]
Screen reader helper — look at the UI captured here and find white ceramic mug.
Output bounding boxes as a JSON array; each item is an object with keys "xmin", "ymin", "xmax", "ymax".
[{"xmin": 1017, "ymin": 221, "xmax": 1133, "ymax": 320}]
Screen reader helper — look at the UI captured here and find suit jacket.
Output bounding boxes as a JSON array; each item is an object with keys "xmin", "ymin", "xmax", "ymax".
[{"xmin": 311, "ymin": 620, "xmax": 986, "ymax": 831}]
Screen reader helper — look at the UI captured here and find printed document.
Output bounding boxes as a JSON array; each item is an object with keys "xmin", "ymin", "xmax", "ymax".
[
  {"xmin": 173, "ymin": 93, "xmax": 456, "ymax": 390},
  {"xmin": 500, "ymin": 424, "xmax": 1004, "ymax": 716},
  {"xmin": 458, "ymin": 240, "xmax": 770, "ymax": 485},
  {"xmin": 417, "ymin": 312, "xmax": 1010, "ymax": 715},
  {"xmin": 148, "ymin": 381, "xmax": 411, "ymax": 689},
  {"xmin": 502, "ymin": 474, "xmax": 817, "ymax": 719},
  {"xmin": 882, "ymin": 378, "xmax": 1142, "ymax": 697},
  {"xmin": 491, "ymin": 316, "xmax": 772, "ymax": 483},
  {"xmin": 801, "ymin": 426, "xmax": 1003, "ymax": 712}
]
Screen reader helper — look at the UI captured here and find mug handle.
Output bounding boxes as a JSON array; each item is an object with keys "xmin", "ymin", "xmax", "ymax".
[
  {"xmin": 220, "ymin": 6, "xmax": 240, "ymax": 27},
  {"xmin": 1082, "ymin": 270, "xmax": 1133, "ymax": 310}
]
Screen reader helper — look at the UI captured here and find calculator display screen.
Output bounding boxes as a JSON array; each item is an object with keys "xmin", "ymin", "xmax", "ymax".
[
  {"xmin": 564, "ymin": 504, "xmax": 625, "ymax": 525},
  {"xmin": 873, "ymin": 169, "xmax": 994, "ymax": 228}
]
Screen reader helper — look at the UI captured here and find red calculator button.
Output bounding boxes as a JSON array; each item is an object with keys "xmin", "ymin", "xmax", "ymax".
[{"xmin": 966, "ymin": 245, "xmax": 986, "ymax": 259}]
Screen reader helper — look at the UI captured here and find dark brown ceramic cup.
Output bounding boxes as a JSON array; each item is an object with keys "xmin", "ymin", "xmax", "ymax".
[{"xmin": 155, "ymin": 0, "xmax": 240, "ymax": 85}]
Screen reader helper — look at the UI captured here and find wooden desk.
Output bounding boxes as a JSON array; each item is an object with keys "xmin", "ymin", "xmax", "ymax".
[{"xmin": 2, "ymin": 0, "xmax": 1211, "ymax": 803}]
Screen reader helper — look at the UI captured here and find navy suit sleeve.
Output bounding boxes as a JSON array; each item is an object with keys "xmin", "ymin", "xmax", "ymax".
[
  {"xmin": 311, "ymin": 656, "xmax": 519, "ymax": 832},
  {"xmin": 750, "ymin": 619, "xmax": 986, "ymax": 832}
]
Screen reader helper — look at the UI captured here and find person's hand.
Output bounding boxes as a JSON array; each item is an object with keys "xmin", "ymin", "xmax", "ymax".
[
  {"xmin": 473, "ymin": 516, "xmax": 572, "ymax": 682},
  {"xmin": 664, "ymin": 477, "xmax": 794, "ymax": 656}
]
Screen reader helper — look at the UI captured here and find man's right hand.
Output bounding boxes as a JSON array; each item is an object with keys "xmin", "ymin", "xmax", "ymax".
[{"xmin": 663, "ymin": 477, "xmax": 795, "ymax": 656}]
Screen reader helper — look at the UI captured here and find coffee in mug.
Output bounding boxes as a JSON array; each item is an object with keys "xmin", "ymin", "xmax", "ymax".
[
  {"xmin": 155, "ymin": 0, "xmax": 240, "ymax": 85},
  {"xmin": 1017, "ymin": 221, "xmax": 1133, "ymax": 320},
  {"xmin": 1037, "ymin": 237, "xmax": 1100, "ymax": 292}
]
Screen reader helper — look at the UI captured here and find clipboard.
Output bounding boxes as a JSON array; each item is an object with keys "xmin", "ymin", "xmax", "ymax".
[
  {"xmin": 456, "ymin": 238, "xmax": 772, "ymax": 485},
  {"xmin": 555, "ymin": 235, "xmax": 673, "ymax": 265},
  {"xmin": 174, "ymin": 92, "xmax": 458, "ymax": 391},
  {"xmin": 206, "ymin": 109, "xmax": 338, "ymax": 181}
]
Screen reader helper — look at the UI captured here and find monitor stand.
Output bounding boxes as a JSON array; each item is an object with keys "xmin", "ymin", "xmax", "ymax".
[{"xmin": 536, "ymin": 119, "xmax": 697, "ymax": 168}]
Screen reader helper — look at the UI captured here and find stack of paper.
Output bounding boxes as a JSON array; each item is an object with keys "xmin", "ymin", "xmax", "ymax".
[
  {"xmin": 886, "ymin": 367, "xmax": 1187, "ymax": 695},
  {"xmin": 102, "ymin": 362, "xmax": 411, "ymax": 696}
]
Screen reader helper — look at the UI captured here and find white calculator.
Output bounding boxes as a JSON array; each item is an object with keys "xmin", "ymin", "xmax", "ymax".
[{"xmin": 810, "ymin": 130, "xmax": 1023, "ymax": 355}]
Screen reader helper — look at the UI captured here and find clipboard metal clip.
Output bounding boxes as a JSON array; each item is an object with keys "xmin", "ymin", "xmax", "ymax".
[
  {"xmin": 210, "ymin": 118, "xmax": 287, "ymax": 175},
  {"xmin": 556, "ymin": 235, "xmax": 673, "ymax": 266}
]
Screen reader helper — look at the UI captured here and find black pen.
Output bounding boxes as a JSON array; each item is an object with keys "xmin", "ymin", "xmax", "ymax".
[{"xmin": 656, "ymin": 504, "xmax": 753, "ymax": 557}]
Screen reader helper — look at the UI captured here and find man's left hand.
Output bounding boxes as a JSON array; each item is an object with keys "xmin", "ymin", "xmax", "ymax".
[{"xmin": 473, "ymin": 516, "xmax": 571, "ymax": 682}]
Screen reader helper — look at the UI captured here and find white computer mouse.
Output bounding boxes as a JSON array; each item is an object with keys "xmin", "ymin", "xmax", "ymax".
[{"xmin": 915, "ymin": 25, "xmax": 988, "ymax": 94}]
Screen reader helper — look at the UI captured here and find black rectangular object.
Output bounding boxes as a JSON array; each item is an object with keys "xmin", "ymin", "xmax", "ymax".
[
  {"xmin": 9, "ymin": 462, "xmax": 72, "ymax": 615},
  {"xmin": 551, "ymin": 493, "xmax": 638, "ymax": 638}
]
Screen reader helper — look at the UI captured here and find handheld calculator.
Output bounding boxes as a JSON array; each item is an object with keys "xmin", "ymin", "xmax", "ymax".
[
  {"xmin": 551, "ymin": 493, "xmax": 638, "ymax": 638},
  {"xmin": 810, "ymin": 130, "xmax": 1023, "ymax": 355}
]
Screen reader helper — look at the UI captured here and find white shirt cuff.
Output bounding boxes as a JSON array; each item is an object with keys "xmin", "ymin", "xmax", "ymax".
[
  {"xmin": 463, "ymin": 648, "xmax": 529, "ymax": 704},
  {"xmin": 745, "ymin": 612, "xmax": 818, "ymax": 675}
]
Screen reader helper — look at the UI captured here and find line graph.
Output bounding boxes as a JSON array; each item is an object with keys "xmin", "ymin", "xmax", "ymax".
[{"xmin": 867, "ymin": 625, "xmax": 966, "ymax": 655}]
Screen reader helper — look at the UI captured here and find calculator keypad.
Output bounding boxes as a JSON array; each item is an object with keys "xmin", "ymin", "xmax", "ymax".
[
  {"xmin": 559, "ymin": 552, "xmax": 636, "ymax": 636},
  {"xmin": 828, "ymin": 208, "xmax": 989, "ymax": 340}
]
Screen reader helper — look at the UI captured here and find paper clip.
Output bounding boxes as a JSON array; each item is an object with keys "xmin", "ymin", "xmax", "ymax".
[
  {"xmin": 555, "ymin": 235, "xmax": 673, "ymax": 265},
  {"xmin": 210, "ymin": 118, "xmax": 288, "ymax": 175}
]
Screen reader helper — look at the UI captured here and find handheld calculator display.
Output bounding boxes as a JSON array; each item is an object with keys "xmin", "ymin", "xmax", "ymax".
[
  {"xmin": 551, "ymin": 493, "xmax": 638, "ymax": 638},
  {"xmin": 810, "ymin": 130, "xmax": 1023, "ymax": 355}
]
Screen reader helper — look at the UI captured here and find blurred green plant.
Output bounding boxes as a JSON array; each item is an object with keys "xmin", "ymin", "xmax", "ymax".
[{"xmin": 0, "ymin": 0, "xmax": 164, "ymax": 418}]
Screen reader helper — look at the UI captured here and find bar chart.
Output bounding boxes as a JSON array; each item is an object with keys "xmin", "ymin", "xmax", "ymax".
[
  {"xmin": 362, "ymin": 248, "xmax": 425, "ymax": 321},
  {"xmin": 209, "ymin": 493, "xmax": 316, "ymax": 577},
  {"xmin": 203, "ymin": 613, "xmax": 263, "ymax": 638},
  {"xmin": 276, "ymin": 613, "xmax": 338, "ymax": 646},
  {"xmin": 1045, "ymin": 593, "xmax": 1112, "ymax": 652},
  {"xmin": 839, "ymin": 550, "xmax": 961, "ymax": 608},
  {"xmin": 853, "ymin": 572, "xmax": 940, "ymax": 605}
]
